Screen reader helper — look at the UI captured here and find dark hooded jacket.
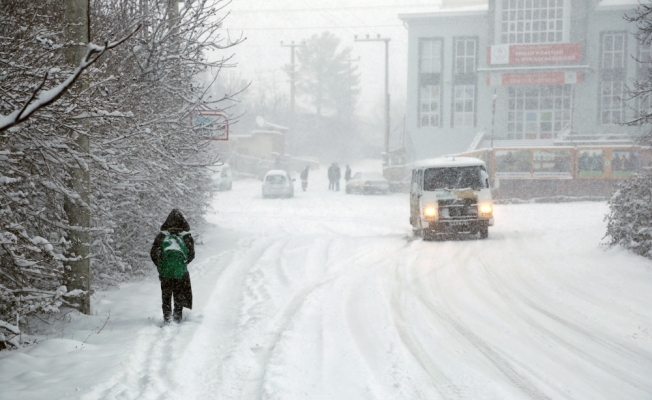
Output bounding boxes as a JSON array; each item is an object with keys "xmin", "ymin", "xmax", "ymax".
[{"xmin": 150, "ymin": 209, "xmax": 195, "ymax": 270}]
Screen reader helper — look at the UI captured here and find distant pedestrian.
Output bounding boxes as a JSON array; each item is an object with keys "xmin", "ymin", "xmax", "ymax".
[
  {"xmin": 334, "ymin": 163, "xmax": 342, "ymax": 191},
  {"xmin": 345, "ymin": 164, "xmax": 352, "ymax": 182},
  {"xmin": 150, "ymin": 209, "xmax": 195, "ymax": 324},
  {"xmin": 328, "ymin": 163, "xmax": 336, "ymax": 190},
  {"xmin": 300, "ymin": 165, "xmax": 309, "ymax": 191}
]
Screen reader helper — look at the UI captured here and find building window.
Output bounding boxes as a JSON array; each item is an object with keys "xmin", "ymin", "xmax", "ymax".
[
  {"xmin": 600, "ymin": 81, "xmax": 624, "ymax": 124},
  {"xmin": 638, "ymin": 95, "xmax": 651, "ymax": 118},
  {"xmin": 420, "ymin": 85, "xmax": 440, "ymax": 127},
  {"xmin": 508, "ymin": 85, "xmax": 572, "ymax": 139},
  {"xmin": 418, "ymin": 38, "xmax": 442, "ymax": 127},
  {"xmin": 453, "ymin": 85, "xmax": 475, "ymax": 127},
  {"xmin": 454, "ymin": 38, "xmax": 476, "ymax": 74},
  {"xmin": 600, "ymin": 32, "xmax": 626, "ymax": 125},
  {"xmin": 601, "ymin": 33, "xmax": 626, "ymax": 69},
  {"xmin": 420, "ymin": 39, "xmax": 442, "ymax": 73},
  {"xmin": 639, "ymin": 42, "xmax": 652, "ymax": 65},
  {"xmin": 500, "ymin": 0, "xmax": 565, "ymax": 44}
]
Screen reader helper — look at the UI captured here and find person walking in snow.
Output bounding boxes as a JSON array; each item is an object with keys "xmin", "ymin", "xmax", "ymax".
[
  {"xmin": 334, "ymin": 163, "xmax": 342, "ymax": 191},
  {"xmin": 300, "ymin": 165, "xmax": 309, "ymax": 191},
  {"xmin": 345, "ymin": 164, "xmax": 352, "ymax": 182},
  {"xmin": 150, "ymin": 209, "xmax": 195, "ymax": 324},
  {"xmin": 328, "ymin": 163, "xmax": 336, "ymax": 190}
]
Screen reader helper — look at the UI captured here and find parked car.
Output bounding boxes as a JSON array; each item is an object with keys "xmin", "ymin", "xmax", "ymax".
[
  {"xmin": 345, "ymin": 172, "xmax": 390, "ymax": 195},
  {"xmin": 262, "ymin": 170, "xmax": 294, "ymax": 198},
  {"xmin": 211, "ymin": 163, "xmax": 232, "ymax": 191}
]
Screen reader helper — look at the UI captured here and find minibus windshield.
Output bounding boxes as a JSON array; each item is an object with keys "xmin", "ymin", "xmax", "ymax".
[{"xmin": 423, "ymin": 166, "xmax": 483, "ymax": 191}]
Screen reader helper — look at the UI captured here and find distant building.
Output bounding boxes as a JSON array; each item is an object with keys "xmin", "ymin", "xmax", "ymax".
[{"xmin": 399, "ymin": 0, "xmax": 645, "ymax": 161}]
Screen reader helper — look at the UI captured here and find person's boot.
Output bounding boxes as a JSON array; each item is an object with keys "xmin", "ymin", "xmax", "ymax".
[
  {"xmin": 163, "ymin": 313, "xmax": 172, "ymax": 325},
  {"xmin": 173, "ymin": 309, "xmax": 182, "ymax": 323}
]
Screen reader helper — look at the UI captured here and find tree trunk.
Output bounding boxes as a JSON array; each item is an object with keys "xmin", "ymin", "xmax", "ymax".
[{"xmin": 63, "ymin": 0, "xmax": 91, "ymax": 315}]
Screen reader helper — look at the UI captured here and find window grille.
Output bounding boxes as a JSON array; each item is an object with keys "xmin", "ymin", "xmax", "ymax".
[
  {"xmin": 453, "ymin": 85, "xmax": 475, "ymax": 127},
  {"xmin": 454, "ymin": 38, "xmax": 476, "ymax": 74},
  {"xmin": 507, "ymin": 85, "xmax": 572, "ymax": 139},
  {"xmin": 500, "ymin": 0, "xmax": 564, "ymax": 44},
  {"xmin": 600, "ymin": 81, "xmax": 624, "ymax": 125},
  {"xmin": 420, "ymin": 85, "xmax": 441, "ymax": 127}
]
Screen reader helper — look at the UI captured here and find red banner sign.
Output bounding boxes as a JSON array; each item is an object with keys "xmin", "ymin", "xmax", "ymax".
[
  {"xmin": 488, "ymin": 43, "xmax": 583, "ymax": 65},
  {"xmin": 487, "ymin": 71, "xmax": 581, "ymax": 86}
]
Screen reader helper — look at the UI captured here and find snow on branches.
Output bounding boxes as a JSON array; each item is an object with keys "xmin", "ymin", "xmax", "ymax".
[
  {"xmin": 605, "ymin": 4, "xmax": 652, "ymax": 260},
  {"xmin": 605, "ymin": 171, "xmax": 652, "ymax": 259},
  {"xmin": 0, "ymin": 0, "xmax": 239, "ymax": 337}
]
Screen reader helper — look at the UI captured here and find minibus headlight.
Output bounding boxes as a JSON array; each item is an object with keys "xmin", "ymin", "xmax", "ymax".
[
  {"xmin": 423, "ymin": 205, "xmax": 437, "ymax": 218},
  {"xmin": 479, "ymin": 203, "xmax": 493, "ymax": 215}
]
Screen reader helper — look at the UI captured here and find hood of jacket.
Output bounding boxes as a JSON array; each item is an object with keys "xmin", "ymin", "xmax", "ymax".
[{"xmin": 161, "ymin": 209, "xmax": 190, "ymax": 232}]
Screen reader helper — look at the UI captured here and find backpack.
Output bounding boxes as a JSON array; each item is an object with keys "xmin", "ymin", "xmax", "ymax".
[{"xmin": 158, "ymin": 231, "xmax": 189, "ymax": 279}]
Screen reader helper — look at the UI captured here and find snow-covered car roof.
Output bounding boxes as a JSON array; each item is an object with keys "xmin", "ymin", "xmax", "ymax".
[
  {"xmin": 413, "ymin": 156, "xmax": 485, "ymax": 169},
  {"xmin": 357, "ymin": 172, "xmax": 387, "ymax": 180},
  {"xmin": 265, "ymin": 169, "xmax": 289, "ymax": 176}
]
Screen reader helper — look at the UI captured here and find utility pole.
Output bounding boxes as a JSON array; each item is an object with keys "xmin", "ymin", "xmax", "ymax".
[
  {"xmin": 490, "ymin": 90, "xmax": 497, "ymax": 148},
  {"xmin": 64, "ymin": 0, "xmax": 91, "ymax": 315},
  {"xmin": 355, "ymin": 34, "xmax": 391, "ymax": 165},
  {"xmin": 281, "ymin": 41, "xmax": 302, "ymax": 156}
]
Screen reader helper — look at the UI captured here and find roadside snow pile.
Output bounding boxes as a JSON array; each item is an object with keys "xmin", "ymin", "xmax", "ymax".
[{"xmin": 605, "ymin": 170, "xmax": 652, "ymax": 259}]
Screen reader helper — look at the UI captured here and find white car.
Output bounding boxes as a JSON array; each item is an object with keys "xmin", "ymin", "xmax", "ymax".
[
  {"xmin": 211, "ymin": 163, "xmax": 232, "ymax": 191},
  {"xmin": 345, "ymin": 172, "xmax": 390, "ymax": 195},
  {"xmin": 262, "ymin": 170, "xmax": 294, "ymax": 198}
]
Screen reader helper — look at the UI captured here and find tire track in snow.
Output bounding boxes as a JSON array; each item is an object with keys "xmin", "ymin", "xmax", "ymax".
[
  {"xmin": 497, "ymin": 240, "xmax": 652, "ymax": 365},
  {"xmin": 387, "ymin": 249, "xmax": 461, "ymax": 400},
  {"xmin": 339, "ymin": 241, "xmax": 436, "ymax": 400},
  {"xmin": 256, "ymin": 238, "xmax": 397, "ymax": 398},
  {"xmin": 199, "ymin": 235, "xmax": 346, "ymax": 399},
  {"xmin": 470, "ymin": 253, "xmax": 652, "ymax": 395},
  {"xmin": 80, "ymin": 324, "xmax": 180, "ymax": 400},
  {"xmin": 411, "ymin": 242, "xmax": 554, "ymax": 400}
]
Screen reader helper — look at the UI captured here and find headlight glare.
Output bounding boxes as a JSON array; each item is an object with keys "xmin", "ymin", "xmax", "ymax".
[
  {"xmin": 423, "ymin": 205, "xmax": 437, "ymax": 218},
  {"xmin": 479, "ymin": 203, "xmax": 493, "ymax": 215}
]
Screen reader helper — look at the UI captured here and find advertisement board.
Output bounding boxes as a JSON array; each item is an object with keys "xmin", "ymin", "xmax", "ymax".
[
  {"xmin": 191, "ymin": 111, "xmax": 229, "ymax": 141},
  {"xmin": 495, "ymin": 150, "xmax": 532, "ymax": 178},
  {"xmin": 611, "ymin": 150, "xmax": 639, "ymax": 177},
  {"xmin": 577, "ymin": 149, "xmax": 605, "ymax": 177},
  {"xmin": 532, "ymin": 150, "xmax": 572, "ymax": 178}
]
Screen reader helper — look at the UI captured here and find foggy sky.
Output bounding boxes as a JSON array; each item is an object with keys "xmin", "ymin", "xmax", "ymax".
[{"xmin": 219, "ymin": 0, "xmax": 445, "ymax": 121}]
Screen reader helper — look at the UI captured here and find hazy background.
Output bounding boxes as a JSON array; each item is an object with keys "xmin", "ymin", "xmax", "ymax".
[{"xmin": 208, "ymin": 0, "xmax": 446, "ymax": 161}]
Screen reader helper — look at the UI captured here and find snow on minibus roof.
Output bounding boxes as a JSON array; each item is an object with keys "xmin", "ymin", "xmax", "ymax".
[{"xmin": 413, "ymin": 156, "xmax": 485, "ymax": 169}]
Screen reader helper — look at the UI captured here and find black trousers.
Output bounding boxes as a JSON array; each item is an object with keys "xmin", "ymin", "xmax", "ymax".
[{"xmin": 160, "ymin": 271, "xmax": 192, "ymax": 321}]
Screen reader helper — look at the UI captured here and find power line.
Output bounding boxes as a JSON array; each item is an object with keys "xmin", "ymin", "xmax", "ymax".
[
  {"xmin": 224, "ymin": 24, "xmax": 404, "ymax": 31},
  {"xmin": 229, "ymin": 4, "xmax": 437, "ymax": 14}
]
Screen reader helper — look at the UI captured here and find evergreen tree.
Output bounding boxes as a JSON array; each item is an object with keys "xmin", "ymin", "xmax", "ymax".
[
  {"xmin": 293, "ymin": 32, "xmax": 360, "ymax": 118},
  {"xmin": 605, "ymin": 4, "xmax": 652, "ymax": 258}
]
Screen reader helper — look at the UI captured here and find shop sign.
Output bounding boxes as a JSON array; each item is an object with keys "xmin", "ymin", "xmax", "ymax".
[
  {"xmin": 487, "ymin": 71, "xmax": 581, "ymax": 86},
  {"xmin": 488, "ymin": 43, "xmax": 583, "ymax": 65}
]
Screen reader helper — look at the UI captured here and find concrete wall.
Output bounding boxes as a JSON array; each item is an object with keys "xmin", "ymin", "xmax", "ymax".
[{"xmin": 405, "ymin": 12, "xmax": 490, "ymax": 161}]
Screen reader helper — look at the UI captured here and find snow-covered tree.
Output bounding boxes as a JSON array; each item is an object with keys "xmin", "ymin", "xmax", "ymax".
[
  {"xmin": 605, "ymin": 4, "xmax": 652, "ymax": 259},
  {"xmin": 0, "ymin": 0, "xmax": 238, "ymax": 346},
  {"xmin": 605, "ymin": 170, "xmax": 652, "ymax": 258}
]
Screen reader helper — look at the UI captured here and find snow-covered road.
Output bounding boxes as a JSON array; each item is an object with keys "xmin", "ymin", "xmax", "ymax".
[{"xmin": 3, "ymin": 161, "xmax": 652, "ymax": 399}]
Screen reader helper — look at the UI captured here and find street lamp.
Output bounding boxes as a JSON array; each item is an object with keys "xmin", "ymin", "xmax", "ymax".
[{"xmin": 355, "ymin": 34, "xmax": 391, "ymax": 165}]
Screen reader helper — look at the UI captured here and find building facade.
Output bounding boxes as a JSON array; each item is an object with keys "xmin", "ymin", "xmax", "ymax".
[{"xmin": 399, "ymin": 0, "xmax": 645, "ymax": 162}]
